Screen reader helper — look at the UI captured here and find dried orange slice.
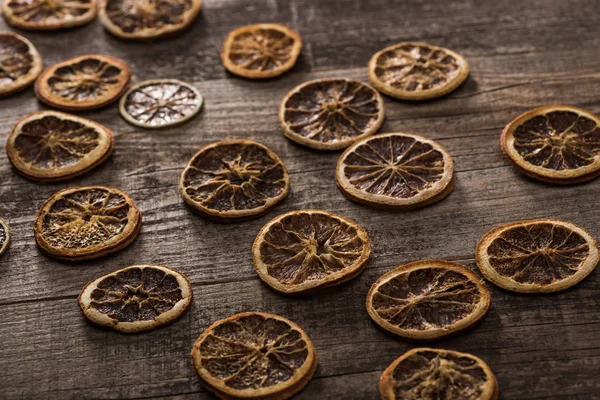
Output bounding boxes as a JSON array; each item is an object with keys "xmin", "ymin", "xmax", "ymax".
[
  {"xmin": 1, "ymin": 0, "xmax": 97, "ymax": 30},
  {"xmin": 180, "ymin": 139, "xmax": 289, "ymax": 222},
  {"xmin": 34, "ymin": 186, "xmax": 142, "ymax": 261},
  {"xmin": 253, "ymin": 210, "xmax": 371, "ymax": 295},
  {"xmin": 78, "ymin": 265, "xmax": 192, "ymax": 333},
  {"xmin": 366, "ymin": 260, "xmax": 490, "ymax": 340},
  {"xmin": 368, "ymin": 42, "xmax": 469, "ymax": 101},
  {"xmin": 221, "ymin": 23, "xmax": 302, "ymax": 79},
  {"xmin": 336, "ymin": 133, "xmax": 454, "ymax": 209},
  {"xmin": 0, "ymin": 32, "xmax": 43, "ymax": 96},
  {"xmin": 35, "ymin": 54, "xmax": 131, "ymax": 111},
  {"xmin": 379, "ymin": 348, "xmax": 498, "ymax": 400},
  {"xmin": 99, "ymin": 0, "xmax": 202, "ymax": 40},
  {"xmin": 476, "ymin": 219, "xmax": 599, "ymax": 293},
  {"xmin": 0, "ymin": 217, "xmax": 10, "ymax": 257},
  {"xmin": 501, "ymin": 106, "xmax": 600, "ymax": 184},
  {"xmin": 6, "ymin": 111, "xmax": 114, "ymax": 182},
  {"xmin": 191, "ymin": 312, "xmax": 317, "ymax": 400},
  {"xmin": 119, "ymin": 79, "xmax": 203, "ymax": 129}
]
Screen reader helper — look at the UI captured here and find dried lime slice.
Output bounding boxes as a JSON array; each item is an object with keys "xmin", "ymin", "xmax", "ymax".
[
  {"xmin": 1, "ymin": 0, "xmax": 97, "ymax": 30},
  {"xmin": 0, "ymin": 32, "xmax": 43, "ymax": 96}
]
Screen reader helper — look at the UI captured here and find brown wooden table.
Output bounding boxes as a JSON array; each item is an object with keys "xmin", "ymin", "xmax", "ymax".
[{"xmin": 1, "ymin": 0, "xmax": 600, "ymax": 398}]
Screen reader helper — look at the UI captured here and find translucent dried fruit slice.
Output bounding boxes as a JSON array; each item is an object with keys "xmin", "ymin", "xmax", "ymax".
[
  {"xmin": 34, "ymin": 186, "xmax": 142, "ymax": 261},
  {"xmin": 1, "ymin": 0, "xmax": 97, "ymax": 30},
  {"xmin": 336, "ymin": 133, "xmax": 454, "ymax": 209},
  {"xmin": 222, "ymin": 23, "xmax": 302, "ymax": 79},
  {"xmin": 379, "ymin": 348, "xmax": 498, "ymax": 400},
  {"xmin": 78, "ymin": 265, "xmax": 192, "ymax": 333},
  {"xmin": 98, "ymin": 0, "xmax": 202, "ymax": 40},
  {"xmin": 6, "ymin": 111, "xmax": 114, "ymax": 182},
  {"xmin": 119, "ymin": 79, "xmax": 203, "ymax": 129},
  {"xmin": 180, "ymin": 139, "xmax": 290, "ymax": 222},
  {"xmin": 476, "ymin": 219, "xmax": 599, "ymax": 293},
  {"xmin": 501, "ymin": 105, "xmax": 600, "ymax": 184},
  {"xmin": 191, "ymin": 312, "xmax": 317, "ymax": 400},
  {"xmin": 368, "ymin": 42, "xmax": 469, "ymax": 101},
  {"xmin": 0, "ymin": 32, "xmax": 43, "ymax": 96},
  {"xmin": 0, "ymin": 217, "xmax": 10, "ymax": 256},
  {"xmin": 35, "ymin": 54, "xmax": 131, "ymax": 111},
  {"xmin": 253, "ymin": 210, "xmax": 371, "ymax": 295}
]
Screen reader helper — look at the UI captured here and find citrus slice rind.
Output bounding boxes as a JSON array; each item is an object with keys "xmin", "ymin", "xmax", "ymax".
[
  {"xmin": 191, "ymin": 312, "xmax": 317, "ymax": 400},
  {"xmin": 501, "ymin": 105, "xmax": 600, "ymax": 184},
  {"xmin": 34, "ymin": 186, "xmax": 142, "ymax": 261},
  {"xmin": 35, "ymin": 54, "xmax": 131, "ymax": 111},
  {"xmin": 119, "ymin": 79, "xmax": 203, "ymax": 129},
  {"xmin": 336, "ymin": 133, "xmax": 454, "ymax": 209},
  {"xmin": 368, "ymin": 42, "xmax": 469, "ymax": 101},
  {"xmin": 253, "ymin": 210, "xmax": 371, "ymax": 295},
  {"xmin": 366, "ymin": 260, "xmax": 490, "ymax": 340},
  {"xmin": 78, "ymin": 265, "xmax": 192, "ymax": 333},
  {"xmin": 0, "ymin": 217, "xmax": 11, "ymax": 256},
  {"xmin": 180, "ymin": 139, "xmax": 290, "ymax": 222},
  {"xmin": 0, "ymin": 32, "xmax": 43, "ymax": 96},
  {"xmin": 1, "ymin": 0, "xmax": 97, "ymax": 30},
  {"xmin": 379, "ymin": 348, "xmax": 498, "ymax": 400},
  {"xmin": 476, "ymin": 219, "xmax": 599, "ymax": 293},
  {"xmin": 98, "ymin": 0, "xmax": 202, "ymax": 40},
  {"xmin": 279, "ymin": 78, "xmax": 385, "ymax": 150},
  {"xmin": 221, "ymin": 23, "xmax": 302, "ymax": 79},
  {"xmin": 6, "ymin": 111, "xmax": 114, "ymax": 182}
]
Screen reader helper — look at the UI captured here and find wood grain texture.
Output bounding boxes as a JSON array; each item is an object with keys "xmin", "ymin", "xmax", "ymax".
[{"xmin": 1, "ymin": 0, "xmax": 600, "ymax": 398}]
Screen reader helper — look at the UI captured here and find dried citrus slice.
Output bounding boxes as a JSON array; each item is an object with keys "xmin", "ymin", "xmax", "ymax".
[
  {"xmin": 379, "ymin": 348, "xmax": 498, "ymax": 400},
  {"xmin": 0, "ymin": 32, "xmax": 43, "ymax": 96},
  {"xmin": 0, "ymin": 217, "xmax": 10, "ymax": 257},
  {"xmin": 119, "ymin": 79, "xmax": 203, "ymax": 129},
  {"xmin": 1, "ymin": 0, "xmax": 97, "ymax": 30},
  {"xmin": 253, "ymin": 210, "xmax": 371, "ymax": 295},
  {"xmin": 336, "ymin": 133, "xmax": 454, "ymax": 209},
  {"xmin": 78, "ymin": 265, "xmax": 192, "ymax": 333},
  {"xmin": 35, "ymin": 54, "xmax": 131, "ymax": 111},
  {"xmin": 191, "ymin": 312, "xmax": 317, "ymax": 400},
  {"xmin": 180, "ymin": 139, "xmax": 290, "ymax": 222},
  {"xmin": 98, "ymin": 0, "xmax": 202, "ymax": 40},
  {"xmin": 34, "ymin": 186, "xmax": 142, "ymax": 261},
  {"xmin": 368, "ymin": 42, "xmax": 469, "ymax": 101},
  {"xmin": 476, "ymin": 219, "xmax": 599, "ymax": 293},
  {"xmin": 221, "ymin": 23, "xmax": 302, "ymax": 79},
  {"xmin": 501, "ymin": 105, "xmax": 600, "ymax": 184},
  {"xmin": 6, "ymin": 111, "xmax": 114, "ymax": 182}
]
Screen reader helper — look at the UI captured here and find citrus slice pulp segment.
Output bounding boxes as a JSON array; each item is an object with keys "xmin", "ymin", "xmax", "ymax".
[
  {"xmin": 0, "ymin": 217, "xmax": 10, "ymax": 256},
  {"xmin": 0, "ymin": 33, "xmax": 43, "ymax": 96},
  {"xmin": 1, "ymin": 0, "xmax": 97, "ymax": 30}
]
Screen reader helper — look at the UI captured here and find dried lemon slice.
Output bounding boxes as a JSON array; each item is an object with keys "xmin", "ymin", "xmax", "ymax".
[
  {"xmin": 191, "ymin": 312, "xmax": 317, "ymax": 400},
  {"xmin": 501, "ymin": 105, "xmax": 600, "ymax": 184},
  {"xmin": 253, "ymin": 210, "xmax": 371, "ymax": 295},
  {"xmin": 336, "ymin": 133, "xmax": 454, "ymax": 209},
  {"xmin": 78, "ymin": 265, "xmax": 192, "ymax": 333},
  {"xmin": 379, "ymin": 348, "xmax": 498, "ymax": 400},
  {"xmin": 180, "ymin": 139, "xmax": 290, "ymax": 222},
  {"xmin": 1, "ymin": 0, "xmax": 97, "ymax": 30},
  {"xmin": 0, "ymin": 32, "xmax": 43, "ymax": 96},
  {"xmin": 6, "ymin": 111, "xmax": 114, "ymax": 182},
  {"xmin": 368, "ymin": 42, "xmax": 469, "ymax": 101},
  {"xmin": 476, "ymin": 219, "xmax": 599, "ymax": 293},
  {"xmin": 34, "ymin": 186, "xmax": 142, "ymax": 261},
  {"xmin": 0, "ymin": 217, "xmax": 10, "ymax": 257},
  {"xmin": 222, "ymin": 23, "xmax": 302, "ymax": 79}
]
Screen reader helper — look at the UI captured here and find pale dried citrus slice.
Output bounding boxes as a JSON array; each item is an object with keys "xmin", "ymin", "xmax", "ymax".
[
  {"xmin": 380, "ymin": 348, "xmax": 498, "ymax": 400},
  {"xmin": 476, "ymin": 219, "xmax": 599, "ymax": 293},
  {"xmin": 78, "ymin": 265, "xmax": 192, "ymax": 333},
  {"xmin": 0, "ymin": 32, "xmax": 43, "ymax": 96},
  {"xmin": 99, "ymin": 0, "xmax": 202, "ymax": 40},
  {"xmin": 6, "ymin": 111, "xmax": 114, "ymax": 182},
  {"xmin": 119, "ymin": 79, "xmax": 203, "ymax": 129},
  {"xmin": 191, "ymin": 312, "xmax": 317, "ymax": 400},
  {"xmin": 336, "ymin": 133, "xmax": 454, "ymax": 209},
  {"xmin": 368, "ymin": 42, "xmax": 469, "ymax": 101},
  {"xmin": 501, "ymin": 105, "xmax": 600, "ymax": 184},
  {"xmin": 1, "ymin": 0, "xmax": 97, "ymax": 30},
  {"xmin": 34, "ymin": 186, "xmax": 142, "ymax": 261},
  {"xmin": 0, "ymin": 217, "xmax": 10, "ymax": 257},
  {"xmin": 35, "ymin": 54, "xmax": 131, "ymax": 111},
  {"xmin": 221, "ymin": 23, "xmax": 302, "ymax": 79},
  {"xmin": 253, "ymin": 210, "xmax": 371, "ymax": 295},
  {"xmin": 180, "ymin": 139, "xmax": 290, "ymax": 222}
]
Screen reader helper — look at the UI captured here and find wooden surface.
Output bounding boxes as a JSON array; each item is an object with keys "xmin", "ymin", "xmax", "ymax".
[{"xmin": 1, "ymin": 0, "xmax": 600, "ymax": 398}]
